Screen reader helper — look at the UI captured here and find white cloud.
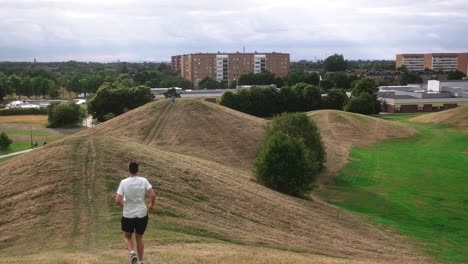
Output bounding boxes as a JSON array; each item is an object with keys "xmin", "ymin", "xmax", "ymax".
[{"xmin": 0, "ymin": 0, "xmax": 467, "ymax": 61}]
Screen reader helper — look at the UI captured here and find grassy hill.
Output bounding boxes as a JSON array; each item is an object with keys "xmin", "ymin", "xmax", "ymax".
[
  {"xmin": 0, "ymin": 99, "xmax": 431, "ymax": 263},
  {"xmin": 308, "ymin": 110, "xmax": 417, "ymax": 184},
  {"xmin": 410, "ymin": 106, "xmax": 468, "ymax": 131},
  {"xmin": 320, "ymin": 112, "xmax": 467, "ymax": 262}
]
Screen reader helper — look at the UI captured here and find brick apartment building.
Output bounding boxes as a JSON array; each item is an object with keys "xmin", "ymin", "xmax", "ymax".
[
  {"xmin": 396, "ymin": 52, "xmax": 468, "ymax": 74},
  {"xmin": 171, "ymin": 52, "xmax": 290, "ymax": 86}
]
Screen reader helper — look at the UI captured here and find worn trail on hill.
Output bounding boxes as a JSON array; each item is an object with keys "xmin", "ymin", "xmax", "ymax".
[{"xmin": 144, "ymin": 100, "xmax": 173, "ymax": 145}]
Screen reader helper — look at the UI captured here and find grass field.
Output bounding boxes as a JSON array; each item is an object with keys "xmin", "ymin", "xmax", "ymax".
[
  {"xmin": 321, "ymin": 113, "xmax": 467, "ymax": 263},
  {"xmin": 0, "ymin": 115, "xmax": 47, "ymax": 125}
]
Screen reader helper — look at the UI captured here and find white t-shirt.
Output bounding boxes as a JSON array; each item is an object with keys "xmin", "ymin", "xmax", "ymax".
[{"xmin": 116, "ymin": 176, "xmax": 152, "ymax": 218}]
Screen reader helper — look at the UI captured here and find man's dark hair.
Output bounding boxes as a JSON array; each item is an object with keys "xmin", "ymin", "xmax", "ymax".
[{"xmin": 129, "ymin": 161, "xmax": 139, "ymax": 174}]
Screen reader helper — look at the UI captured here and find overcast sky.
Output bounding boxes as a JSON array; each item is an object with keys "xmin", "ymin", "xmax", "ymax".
[{"xmin": 1, "ymin": 0, "xmax": 467, "ymax": 62}]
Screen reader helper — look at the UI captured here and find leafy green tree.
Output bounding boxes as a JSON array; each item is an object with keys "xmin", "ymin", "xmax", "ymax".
[
  {"xmin": 199, "ymin": 76, "xmax": 220, "ymax": 89},
  {"xmin": 163, "ymin": 88, "xmax": 181, "ymax": 98},
  {"xmin": 47, "ymin": 103, "xmax": 83, "ymax": 128},
  {"xmin": 0, "ymin": 132, "xmax": 13, "ymax": 150},
  {"xmin": 9, "ymin": 74, "xmax": 22, "ymax": 98},
  {"xmin": 400, "ymin": 72, "xmax": 422, "ymax": 85},
  {"xmin": 351, "ymin": 77, "xmax": 378, "ymax": 96},
  {"xmin": 254, "ymin": 113, "xmax": 325, "ymax": 196},
  {"xmin": 0, "ymin": 72, "xmax": 8, "ymax": 100},
  {"xmin": 323, "ymin": 88, "xmax": 347, "ymax": 110},
  {"xmin": 324, "ymin": 54, "xmax": 347, "ymax": 72},
  {"xmin": 447, "ymin": 70, "xmax": 466, "ymax": 80},
  {"xmin": 291, "ymin": 82, "xmax": 322, "ymax": 111},
  {"xmin": 344, "ymin": 92, "xmax": 377, "ymax": 115},
  {"xmin": 238, "ymin": 71, "xmax": 276, "ymax": 85},
  {"xmin": 255, "ymin": 131, "xmax": 313, "ymax": 196},
  {"xmin": 87, "ymin": 83, "xmax": 154, "ymax": 121},
  {"xmin": 229, "ymin": 80, "xmax": 237, "ymax": 89},
  {"xmin": 177, "ymin": 79, "xmax": 193, "ymax": 89}
]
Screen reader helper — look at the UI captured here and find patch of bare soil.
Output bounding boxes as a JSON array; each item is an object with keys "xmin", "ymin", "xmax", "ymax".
[{"xmin": 308, "ymin": 110, "xmax": 417, "ymax": 185}]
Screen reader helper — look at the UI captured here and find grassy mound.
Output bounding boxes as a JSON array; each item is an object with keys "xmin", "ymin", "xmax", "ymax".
[
  {"xmin": 0, "ymin": 99, "xmax": 431, "ymax": 263},
  {"xmin": 308, "ymin": 110, "xmax": 417, "ymax": 183},
  {"xmin": 410, "ymin": 106, "xmax": 468, "ymax": 131}
]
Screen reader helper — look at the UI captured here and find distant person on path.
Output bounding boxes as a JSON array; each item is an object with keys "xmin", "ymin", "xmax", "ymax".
[
  {"xmin": 171, "ymin": 95, "xmax": 175, "ymax": 104},
  {"xmin": 115, "ymin": 161, "xmax": 156, "ymax": 264}
]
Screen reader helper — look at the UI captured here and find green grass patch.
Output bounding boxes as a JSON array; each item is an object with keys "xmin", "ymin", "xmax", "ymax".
[
  {"xmin": 0, "ymin": 129, "xmax": 51, "ymax": 136},
  {"xmin": 0, "ymin": 142, "xmax": 32, "ymax": 154},
  {"xmin": 321, "ymin": 114, "xmax": 467, "ymax": 263}
]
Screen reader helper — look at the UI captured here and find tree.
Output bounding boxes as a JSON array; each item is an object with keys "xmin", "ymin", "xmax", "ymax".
[
  {"xmin": 344, "ymin": 92, "xmax": 377, "ymax": 115},
  {"xmin": 0, "ymin": 132, "xmax": 13, "ymax": 150},
  {"xmin": 323, "ymin": 88, "xmax": 347, "ymax": 110},
  {"xmin": 323, "ymin": 54, "xmax": 347, "ymax": 72},
  {"xmin": 87, "ymin": 83, "xmax": 154, "ymax": 122},
  {"xmin": 229, "ymin": 80, "xmax": 237, "ymax": 89},
  {"xmin": 447, "ymin": 70, "xmax": 466, "ymax": 80},
  {"xmin": 254, "ymin": 113, "xmax": 325, "ymax": 196},
  {"xmin": 163, "ymin": 88, "xmax": 181, "ymax": 98},
  {"xmin": 400, "ymin": 72, "xmax": 422, "ymax": 85},
  {"xmin": 199, "ymin": 76, "xmax": 220, "ymax": 89},
  {"xmin": 291, "ymin": 82, "xmax": 322, "ymax": 111},
  {"xmin": 47, "ymin": 103, "xmax": 84, "ymax": 128},
  {"xmin": 0, "ymin": 72, "xmax": 8, "ymax": 100},
  {"xmin": 351, "ymin": 77, "xmax": 378, "ymax": 96},
  {"xmin": 9, "ymin": 74, "xmax": 22, "ymax": 98}
]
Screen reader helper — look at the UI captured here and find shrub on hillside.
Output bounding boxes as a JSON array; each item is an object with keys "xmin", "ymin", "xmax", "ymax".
[
  {"xmin": 0, "ymin": 107, "xmax": 48, "ymax": 116},
  {"xmin": 254, "ymin": 113, "xmax": 325, "ymax": 196},
  {"xmin": 47, "ymin": 103, "xmax": 84, "ymax": 128},
  {"xmin": 0, "ymin": 132, "xmax": 13, "ymax": 150}
]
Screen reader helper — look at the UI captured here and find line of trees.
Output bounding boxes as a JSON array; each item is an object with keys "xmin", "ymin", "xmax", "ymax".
[{"xmin": 220, "ymin": 76, "xmax": 380, "ymax": 116}]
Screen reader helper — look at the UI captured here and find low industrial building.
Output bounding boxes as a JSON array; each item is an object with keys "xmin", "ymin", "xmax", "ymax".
[{"xmin": 379, "ymin": 80, "xmax": 468, "ymax": 113}]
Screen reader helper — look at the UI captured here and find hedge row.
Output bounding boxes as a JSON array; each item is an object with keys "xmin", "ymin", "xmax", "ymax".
[{"xmin": 0, "ymin": 107, "xmax": 48, "ymax": 116}]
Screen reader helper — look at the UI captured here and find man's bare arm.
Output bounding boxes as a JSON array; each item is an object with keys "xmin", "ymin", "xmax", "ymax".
[
  {"xmin": 115, "ymin": 194, "xmax": 124, "ymax": 207},
  {"xmin": 148, "ymin": 188, "xmax": 156, "ymax": 211}
]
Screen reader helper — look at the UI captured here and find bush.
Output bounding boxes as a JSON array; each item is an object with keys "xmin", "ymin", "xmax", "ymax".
[
  {"xmin": 87, "ymin": 83, "xmax": 154, "ymax": 122},
  {"xmin": 47, "ymin": 103, "xmax": 83, "ymax": 128},
  {"xmin": 254, "ymin": 113, "xmax": 325, "ymax": 196},
  {"xmin": 0, "ymin": 132, "xmax": 13, "ymax": 150},
  {"xmin": 344, "ymin": 92, "xmax": 378, "ymax": 115},
  {"xmin": 0, "ymin": 107, "xmax": 48, "ymax": 116}
]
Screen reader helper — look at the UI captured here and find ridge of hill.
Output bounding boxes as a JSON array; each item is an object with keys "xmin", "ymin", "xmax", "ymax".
[
  {"xmin": 81, "ymin": 99, "xmax": 266, "ymax": 169},
  {"xmin": 308, "ymin": 110, "xmax": 417, "ymax": 184},
  {"xmin": 409, "ymin": 106, "xmax": 468, "ymax": 130},
  {"xmin": 0, "ymin": 99, "xmax": 431, "ymax": 263}
]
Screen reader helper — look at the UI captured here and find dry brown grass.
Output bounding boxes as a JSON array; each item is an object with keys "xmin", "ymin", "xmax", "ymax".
[
  {"xmin": 0, "ymin": 115, "xmax": 47, "ymax": 125},
  {"xmin": 0, "ymin": 100, "xmax": 433, "ymax": 263},
  {"xmin": 410, "ymin": 106, "xmax": 468, "ymax": 131}
]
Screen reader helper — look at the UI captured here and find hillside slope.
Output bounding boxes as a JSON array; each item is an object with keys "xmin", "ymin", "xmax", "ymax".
[
  {"xmin": 0, "ymin": 100, "xmax": 431, "ymax": 263},
  {"xmin": 410, "ymin": 106, "xmax": 468, "ymax": 130},
  {"xmin": 82, "ymin": 99, "xmax": 266, "ymax": 169},
  {"xmin": 308, "ymin": 110, "xmax": 417, "ymax": 183}
]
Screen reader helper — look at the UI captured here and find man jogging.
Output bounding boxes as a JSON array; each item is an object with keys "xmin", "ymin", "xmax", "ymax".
[{"xmin": 116, "ymin": 161, "xmax": 156, "ymax": 264}]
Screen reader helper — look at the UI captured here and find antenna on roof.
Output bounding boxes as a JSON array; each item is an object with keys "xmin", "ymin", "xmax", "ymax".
[{"xmin": 243, "ymin": 46, "xmax": 245, "ymax": 54}]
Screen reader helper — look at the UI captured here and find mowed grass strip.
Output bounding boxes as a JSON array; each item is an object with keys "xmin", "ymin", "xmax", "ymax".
[{"xmin": 321, "ymin": 115, "xmax": 468, "ymax": 263}]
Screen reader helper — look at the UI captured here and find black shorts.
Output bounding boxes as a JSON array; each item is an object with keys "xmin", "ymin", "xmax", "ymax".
[{"xmin": 121, "ymin": 215, "xmax": 148, "ymax": 235}]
